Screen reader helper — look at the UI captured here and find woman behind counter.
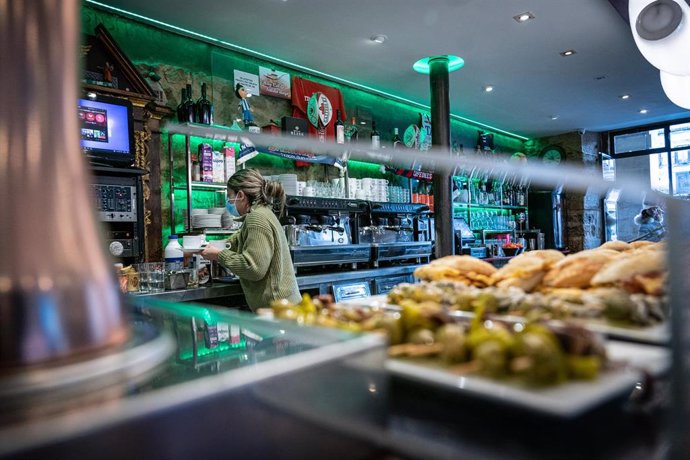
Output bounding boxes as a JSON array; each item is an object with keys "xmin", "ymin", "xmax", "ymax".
[{"xmin": 201, "ymin": 169, "xmax": 301, "ymax": 310}]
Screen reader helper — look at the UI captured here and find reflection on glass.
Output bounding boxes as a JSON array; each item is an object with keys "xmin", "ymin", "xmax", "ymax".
[
  {"xmin": 671, "ymin": 149, "xmax": 690, "ymax": 197},
  {"xmin": 670, "ymin": 122, "xmax": 690, "ymax": 149},
  {"xmin": 649, "ymin": 153, "xmax": 670, "ymax": 194}
]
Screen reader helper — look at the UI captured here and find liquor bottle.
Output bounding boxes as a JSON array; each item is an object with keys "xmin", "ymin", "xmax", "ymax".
[
  {"xmin": 427, "ymin": 182, "xmax": 434, "ymax": 212},
  {"xmin": 335, "ymin": 109, "xmax": 345, "ymax": 144},
  {"xmin": 176, "ymin": 87, "xmax": 187, "ymax": 122},
  {"xmin": 392, "ymin": 127, "xmax": 402, "ymax": 149},
  {"xmin": 371, "ymin": 120, "xmax": 380, "ymax": 149},
  {"xmin": 183, "ymin": 83, "xmax": 196, "ymax": 123},
  {"xmin": 346, "ymin": 117, "xmax": 359, "ymax": 143},
  {"xmin": 196, "ymin": 82, "xmax": 213, "ymax": 125}
]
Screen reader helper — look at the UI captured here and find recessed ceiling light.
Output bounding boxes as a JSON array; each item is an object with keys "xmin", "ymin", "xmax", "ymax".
[
  {"xmin": 370, "ymin": 34, "xmax": 387, "ymax": 44},
  {"xmin": 560, "ymin": 49, "xmax": 577, "ymax": 57},
  {"xmin": 639, "ymin": 109, "xmax": 649, "ymax": 114},
  {"xmin": 484, "ymin": 85, "xmax": 494, "ymax": 92},
  {"xmin": 620, "ymin": 94, "xmax": 631, "ymax": 100},
  {"xmin": 513, "ymin": 12, "xmax": 535, "ymax": 23},
  {"xmin": 550, "ymin": 115, "xmax": 559, "ymax": 120}
]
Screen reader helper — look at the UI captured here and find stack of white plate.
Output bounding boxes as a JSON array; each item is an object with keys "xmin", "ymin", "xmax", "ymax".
[
  {"xmin": 208, "ymin": 207, "xmax": 226, "ymax": 215},
  {"xmin": 192, "ymin": 213, "xmax": 222, "ymax": 228},
  {"xmin": 278, "ymin": 174, "xmax": 298, "ymax": 196},
  {"xmin": 185, "ymin": 208, "xmax": 208, "ymax": 228}
]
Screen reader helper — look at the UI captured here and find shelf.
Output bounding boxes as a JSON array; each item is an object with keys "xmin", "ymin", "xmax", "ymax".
[
  {"xmin": 174, "ymin": 182, "xmax": 227, "ymax": 191},
  {"xmin": 453, "ymin": 202, "xmax": 527, "ymax": 210},
  {"xmin": 180, "ymin": 229, "xmax": 239, "ymax": 236}
]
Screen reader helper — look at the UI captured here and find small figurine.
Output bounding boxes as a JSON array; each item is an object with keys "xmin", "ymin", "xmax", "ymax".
[
  {"xmin": 103, "ymin": 61, "xmax": 114, "ymax": 83},
  {"xmin": 235, "ymin": 83, "xmax": 255, "ymax": 127}
]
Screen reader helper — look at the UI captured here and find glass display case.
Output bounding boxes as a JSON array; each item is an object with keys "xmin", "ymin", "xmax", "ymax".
[{"xmin": 0, "ymin": 297, "xmax": 388, "ymax": 459}]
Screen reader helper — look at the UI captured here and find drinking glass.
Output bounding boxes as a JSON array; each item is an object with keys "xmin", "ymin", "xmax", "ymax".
[
  {"xmin": 147, "ymin": 262, "xmax": 166, "ymax": 293},
  {"xmin": 134, "ymin": 263, "xmax": 150, "ymax": 294}
]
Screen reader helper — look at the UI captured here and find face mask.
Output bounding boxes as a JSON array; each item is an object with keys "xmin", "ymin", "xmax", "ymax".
[{"xmin": 226, "ymin": 197, "xmax": 240, "ymax": 217}]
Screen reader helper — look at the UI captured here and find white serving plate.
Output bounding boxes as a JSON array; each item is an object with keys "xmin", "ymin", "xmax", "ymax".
[
  {"xmin": 386, "ymin": 341, "xmax": 669, "ymax": 418},
  {"xmin": 348, "ymin": 295, "xmax": 669, "ymax": 346}
]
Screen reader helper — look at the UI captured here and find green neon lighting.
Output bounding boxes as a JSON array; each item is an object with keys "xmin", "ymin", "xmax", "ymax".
[
  {"xmin": 413, "ymin": 55, "xmax": 465, "ymax": 74},
  {"xmin": 85, "ymin": 1, "xmax": 528, "ymax": 141},
  {"xmin": 179, "ymin": 339, "xmax": 247, "ymax": 361}
]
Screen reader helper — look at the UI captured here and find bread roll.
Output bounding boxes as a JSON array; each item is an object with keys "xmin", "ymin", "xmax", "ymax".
[
  {"xmin": 542, "ymin": 249, "xmax": 620, "ymax": 289},
  {"xmin": 591, "ymin": 250, "xmax": 665, "ymax": 286},
  {"xmin": 431, "ymin": 255, "xmax": 497, "ymax": 276},
  {"xmin": 492, "ymin": 257, "xmax": 546, "ymax": 292},
  {"xmin": 629, "ymin": 240, "xmax": 655, "ymax": 250},
  {"xmin": 511, "ymin": 249, "xmax": 565, "ymax": 268},
  {"xmin": 600, "ymin": 240, "xmax": 631, "ymax": 252}
]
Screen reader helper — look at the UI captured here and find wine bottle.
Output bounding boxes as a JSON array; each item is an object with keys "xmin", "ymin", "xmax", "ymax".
[
  {"xmin": 183, "ymin": 83, "xmax": 196, "ymax": 123},
  {"xmin": 335, "ymin": 109, "xmax": 345, "ymax": 144},
  {"xmin": 371, "ymin": 120, "xmax": 380, "ymax": 149},
  {"xmin": 196, "ymin": 82, "xmax": 213, "ymax": 125},
  {"xmin": 346, "ymin": 117, "xmax": 358, "ymax": 143},
  {"xmin": 176, "ymin": 87, "xmax": 187, "ymax": 123},
  {"xmin": 392, "ymin": 127, "xmax": 402, "ymax": 149}
]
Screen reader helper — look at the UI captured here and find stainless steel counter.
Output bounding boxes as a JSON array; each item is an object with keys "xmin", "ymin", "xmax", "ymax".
[{"xmin": 132, "ymin": 265, "xmax": 421, "ymax": 304}]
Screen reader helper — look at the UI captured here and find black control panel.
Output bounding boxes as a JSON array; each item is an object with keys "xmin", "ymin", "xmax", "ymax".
[
  {"xmin": 92, "ymin": 184, "xmax": 137, "ymax": 222},
  {"xmin": 285, "ymin": 196, "xmax": 368, "ymax": 213},
  {"xmin": 370, "ymin": 202, "xmax": 429, "ymax": 214}
]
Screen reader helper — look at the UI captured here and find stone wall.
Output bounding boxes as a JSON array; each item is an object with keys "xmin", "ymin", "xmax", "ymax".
[{"xmin": 527, "ymin": 132, "xmax": 604, "ymax": 252}]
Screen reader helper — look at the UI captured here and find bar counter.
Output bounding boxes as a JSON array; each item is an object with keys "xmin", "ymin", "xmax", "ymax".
[{"xmin": 132, "ymin": 265, "xmax": 420, "ymax": 304}]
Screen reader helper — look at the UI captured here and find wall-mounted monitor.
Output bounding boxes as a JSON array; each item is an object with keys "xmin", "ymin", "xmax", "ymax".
[{"xmin": 79, "ymin": 93, "xmax": 135, "ymax": 166}]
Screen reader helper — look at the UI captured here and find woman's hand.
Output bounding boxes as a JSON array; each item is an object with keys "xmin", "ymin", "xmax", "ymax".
[{"xmin": 200, "ymin": 245, "xmax": 223, "ymax": 261}]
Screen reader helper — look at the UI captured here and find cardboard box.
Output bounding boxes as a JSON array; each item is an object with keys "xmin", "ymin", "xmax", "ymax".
[
  {"xmin": 223, "ymin": 146, "xmax": 236, "ymax": 182},
  {"xmin": 212, "ymin": 150, "xmax": 225, "ymax": 183},
  {"xmin": 281, "ymin": 116, "xmax": 308, "ymax": 137},
  {"xmin": 262, "ymin": 122, "xmax": 281, "ymax": 135},
  {"xmin": 198, "ymin": 143, "xmax": 213, "ymax": 183}
]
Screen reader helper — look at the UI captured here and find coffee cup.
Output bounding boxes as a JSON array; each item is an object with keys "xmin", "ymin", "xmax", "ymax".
[{"xmin": 182, "ymin": 235, "xmax": 205, "ymax": 249}]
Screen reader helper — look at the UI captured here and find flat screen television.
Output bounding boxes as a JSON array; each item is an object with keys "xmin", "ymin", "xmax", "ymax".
[{"xmin": 79, "ymin": 94, "xmax": 135, "ymax": 166}]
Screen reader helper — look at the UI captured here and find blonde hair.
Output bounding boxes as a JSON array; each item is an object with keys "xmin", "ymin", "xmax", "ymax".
[{"xmin": 227, "ymin": 168, "xmax": 286, "ymax": 217}]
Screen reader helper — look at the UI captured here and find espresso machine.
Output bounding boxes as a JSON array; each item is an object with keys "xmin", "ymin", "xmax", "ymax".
[
  {"xmin": 282, "ymin": 196, "xmax": 372, "ymax": 271},
  {"xmin": 361, "ymin": 202, "xmax": 433, "ymax": 267}
]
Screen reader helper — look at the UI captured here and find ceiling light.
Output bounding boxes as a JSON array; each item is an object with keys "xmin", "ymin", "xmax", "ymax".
[
  {"xmin": 370, "ymin": 34, "xmax": 387, "ymax": 44},
  {"xmin": 639, "ymin": 108, "xmax": 649, "ymax": 114},
  {"xmin": 413, "ymin": 55, "xmax": 465, "ymax": 74},
  {"xmin": 550, "ymin": 115, "xmax": 559, "ymax": 120},
  {"xmin": 513, "ymin": 12, "xmax": 535, "ymax": 23},
  {"xmin": 560, "ymin": 49, "xmax": 577, "ymax": 57},
  {"xmin": 620, "ymin": 94, "xmax": 631, "ymax": 100},
  {"xmin": 484, "ymin": 85, "xmax": 494, "ymax": 92}
]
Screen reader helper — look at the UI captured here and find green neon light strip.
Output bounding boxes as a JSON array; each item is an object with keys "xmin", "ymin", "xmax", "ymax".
[
  {"xmin": 85, "ymin": 0, "xmax": 528, "ymax": 141},
  {"xmin": 413, "ymin": 55, "xmax": 465, "ymax": 74}
]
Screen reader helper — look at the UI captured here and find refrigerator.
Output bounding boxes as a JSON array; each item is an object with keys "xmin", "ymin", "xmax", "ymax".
[{"xmin": 528, "ymin": 185, "xmax": 566, "ymax": 250}]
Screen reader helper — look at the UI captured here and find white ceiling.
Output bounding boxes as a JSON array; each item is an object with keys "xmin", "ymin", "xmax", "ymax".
[{"xmin": 91, "ymin": 0, "xmax": 690, "ymax": 139}]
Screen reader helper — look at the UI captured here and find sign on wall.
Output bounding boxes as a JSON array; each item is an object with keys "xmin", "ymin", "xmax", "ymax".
[
  {"xmin": 259, "ymin": 67, "xmax": 291, "ymax": 99},
  {"xmin": 233, "ymin": 70, "xmax": 259, "ymax": 96}
]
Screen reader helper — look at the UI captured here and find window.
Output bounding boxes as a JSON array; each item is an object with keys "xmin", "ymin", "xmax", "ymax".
[{"xmin": 609, "ymin": 118, "xmax": 690, "ymax": 198}]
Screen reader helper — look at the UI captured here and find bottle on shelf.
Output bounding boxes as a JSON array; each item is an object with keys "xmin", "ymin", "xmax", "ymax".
[
  {"xmin": 195, "ymin": 82, "xmax": 213, "ymax": 125},
  {"xmin": 371, "ymin": 119, "xmax": 380, "ymax": 149},
  {"xmin": 346, "ymin": 116, "xmax": 358, "ymax": 143},
  {"xmin": 164, "ymin": 235, "xmax": 184, "ymax": 270},
  {"xmin": 176, "ymin": 87, "xmax": 187, "ymax": 123},
  {"xmin": 335, "ymin": 109, "xmax": 345, "ymax": 145},
  {"xmin": 392, "ymin": 127, "xmax": 402, "ymax": 149},
  {"xmin": 183, "ymin": 83, "xmax": 196, "ymax": 123}
]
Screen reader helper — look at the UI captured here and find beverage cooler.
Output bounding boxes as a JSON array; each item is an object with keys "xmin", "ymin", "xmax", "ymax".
[{"xmin": 527, "ymin": 185, "xmax": 566, "ymax": 250}]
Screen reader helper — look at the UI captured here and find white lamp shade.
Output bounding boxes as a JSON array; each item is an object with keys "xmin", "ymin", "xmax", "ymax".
[
  {"xmin": 629, "ymin": 0, "xmax": 690, "ymax": 76},
  {"xmin": 660, "ymin": 70, "xmax": 690, "ymax": 108}
]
